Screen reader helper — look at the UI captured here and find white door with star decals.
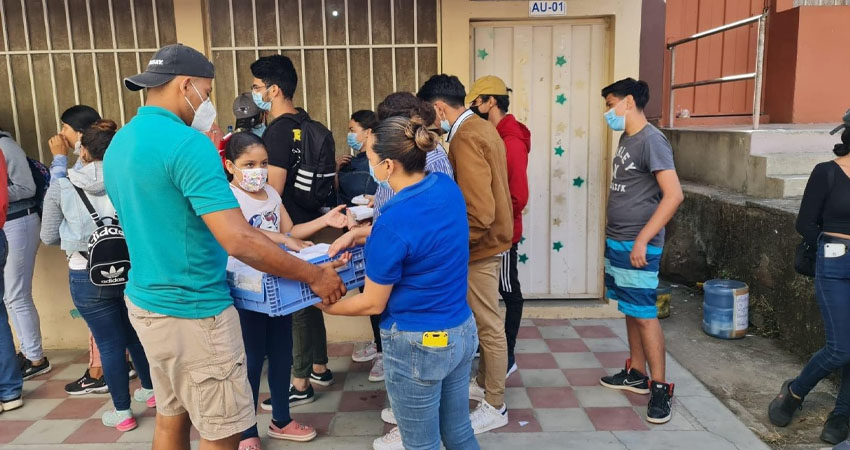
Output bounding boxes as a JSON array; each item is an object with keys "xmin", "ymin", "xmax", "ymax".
[{"xmin": 471, "ymin": 20, "xmax": 609, "ymax": 298}]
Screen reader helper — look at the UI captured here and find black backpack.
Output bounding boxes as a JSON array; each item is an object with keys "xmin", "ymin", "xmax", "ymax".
[
  {"xmin": 27, "ymin": 157, "xmax": 50, "ymax": 217},
  {"xmin": 73, "ymin": 186, "xmax": 131, "ymax": 286},
  {"xmin": 287, "ymin": 114, "xmax": 337, "ymax": 211},
  {"xmin": 337, "ymin": 153, "xmax": 377, "ymax": 205}
]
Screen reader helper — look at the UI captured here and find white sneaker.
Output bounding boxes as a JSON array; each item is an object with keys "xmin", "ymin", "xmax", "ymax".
[
  {"xmin": 381, "ymin": 407, "xmax": 397, "ymax": 424},
  {"xmin": 469, "ymin": 379, "xmax": 486, "ymax": 403},
  {"xmin": 373, "ymin": 426, "xmax": 404, "ymax": 450},
  {"xmin": 506, "ymin": 362, "xmax": 518, "ymax": 379},
  {"xmin": 470, "ymin": 400, "xmax": 508, "ymax": 434},
  {"xmin": 353, "ymin": 342, "xmax": 378, "ymax": 362},
  {"xmin": 369, "ymin": 353, "xmax": 385, "ymax": 382}
]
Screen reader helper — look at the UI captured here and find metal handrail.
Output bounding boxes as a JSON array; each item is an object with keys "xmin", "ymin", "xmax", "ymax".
[{"xmin": 667, "ymin": 10, "xmax": 768, "ymax": 129}]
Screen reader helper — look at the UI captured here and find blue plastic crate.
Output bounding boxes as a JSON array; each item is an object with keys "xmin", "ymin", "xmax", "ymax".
[{"xmin": 231, "ymin": 246, "xmax": 366, "ymax": 316}]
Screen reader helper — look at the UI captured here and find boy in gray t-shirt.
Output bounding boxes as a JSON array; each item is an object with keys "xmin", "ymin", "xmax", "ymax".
[{"xmin": 596, "ymin": 78, "xmax": 683, "ymax": 426}]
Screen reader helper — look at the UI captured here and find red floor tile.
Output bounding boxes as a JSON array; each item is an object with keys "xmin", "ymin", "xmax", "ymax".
[
  {"xmin": 515, "ymin": 353, "xmax": 558, "ymax": 369},
  {"xmin": 349, "ymin": 361, "xmax": 373, "ymax": 373},
  {"xmin": 546, "ymin": 338, "xmax": 589, "ymax": 353},
  {"xmin": 45, "ymin": 397, "xmax": 109, "ymax": 419},
  {"xmin": 64, "ymin": 418, "xmax": 124, "ymax": 444},
  {"xmin": 315, "ymin": 372, "xmax": 347, "ymax": 392},
  {"xmin": 527, "ymin": 387, "xmax": 579, "ymax": 408},
  {"xmin": 624, "ymin": 391, "xmax": 650, "ymax": 406},
  {"xmin": 532, "ymin": 318, "xmax": 572, "ymax": 327},
  {"xmin": 517, "ymin": 326, "xmax": 543, "ymax": 339},
  {"xmin": 492, "ymin": 408, "xmax": 543, "ymax": 433},
  {"xmin": 74, "ymin": 352, "xmax": 92, "ymax": 364},
  {"xmin": 46, "ymin": 363, "xmax": 71, "ymax": 380},
  {"xmin": 291, "ymin": 412, "xmax": 335, "ymax": 436},
  {"xmin": 505, "ymin": 371, "xmax": 524, "ymax": 387},
  {"xmin": 27, "ymin": 380, "xmax": 72, "ymax": 399},
  {"xmin": 327, "ymin": 343, "xmax": 355, "ymax": 358},
  {"xmin": 585, "ymin": 407, "xmax": 648, "ymax": 431},
  {"xmin": 574, "ymin": 325, "xmax": 617, "ymax": 338},
  {"xmin": 382, "ymin": 422, "xmax": 396, "ymax": 435},
  {"xmin": 563, "ymin": 368, "xmax": 609, "ymax": 386},
  {"xmin": 338, "ymin": 390, "xmax": 387, "ymax": 412},
  {"xmin": 594, "ymin": 352, "xmax": 631, "ymax": 369},
  {"xmin": 0, "ymin": 420, "xmax": 34, "ymax": 444}
]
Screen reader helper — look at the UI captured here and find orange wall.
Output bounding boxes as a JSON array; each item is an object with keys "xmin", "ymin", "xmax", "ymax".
[
  {"xmin": 789, "ymin": 6, "xmax": 850, "ymax": 123},
  {"xmin": 662, "ymin": 0, "xmax": 765, "ymax": 122}
]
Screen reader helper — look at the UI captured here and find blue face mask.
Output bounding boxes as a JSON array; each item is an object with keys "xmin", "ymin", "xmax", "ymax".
[
  {"xmin": 440, "ymin": 119, "xmax": 451, "ymax": 134},
  {"xmin": 604, "ymin": 107, "xmax": 626, "ymax": 131},
  {"xmin": 368, "ymin": 159, "xmax": 391, "ymax": 190},
  {"xmin": 252, "ymin": 123, "xmax": 266, "ymax": 137},
  {"xmin": 252, "ymin": 91, "xmax": 271, "ymax": 111},
  {"xmin": 347, "ymin": 132, "xmax": 363, "ymax": 151}
]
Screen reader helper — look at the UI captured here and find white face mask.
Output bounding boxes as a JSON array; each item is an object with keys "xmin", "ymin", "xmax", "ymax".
[
  {"xmin": 185, "ymin": 80, "xmax": 217, "ymax": 132},
  {"xmin": 73, "ymin": 140, "xmax": 82, "ymax": 156}
]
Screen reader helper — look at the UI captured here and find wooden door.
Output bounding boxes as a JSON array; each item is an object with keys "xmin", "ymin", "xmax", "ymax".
[{"xmin": 471, "ymin": 20, "xmax": 609, "ymax": 298}]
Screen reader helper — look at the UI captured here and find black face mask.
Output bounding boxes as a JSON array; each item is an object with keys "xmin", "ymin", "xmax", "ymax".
[{"xmin": 471, "ymin": 104, "xmax": 489, "ymax": 121}]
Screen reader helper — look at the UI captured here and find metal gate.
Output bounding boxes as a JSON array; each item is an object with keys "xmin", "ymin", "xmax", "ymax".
[
  {"xmin": 206, "ymin": 0, "xmax": 440, "ymax": 148},
  {"xmin": 0, "ymin": 0, "xmax": 176, "ymax": 161}
]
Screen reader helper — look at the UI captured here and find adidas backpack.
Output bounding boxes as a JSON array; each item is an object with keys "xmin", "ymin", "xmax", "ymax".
[
  {"xmin": 73, "ymin": 186, "xmax": 131, "ymax": 286},
  {"xmin": 289, "ymin": 114, "xmax": 337, "ymax": 211}
]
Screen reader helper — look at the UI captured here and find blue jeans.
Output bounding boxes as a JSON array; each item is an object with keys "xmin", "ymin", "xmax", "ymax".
[
  {"xmin": 0, "ymin": 230, "xmax": 23, "ymax": 402},
  {"xmin": 238, "ymin": 309, "xmax": 293, "ymax": 439},
  {"xmin": 69, "ymin": 270, "xmax": 152, "ymax": 410},
  {"xmin": 792, "ymin": 234, "xmax": 850, "ymax": 415},
  {"xmin": 381, "ymin": 315, "xmax": 480, "ymax": 450}
]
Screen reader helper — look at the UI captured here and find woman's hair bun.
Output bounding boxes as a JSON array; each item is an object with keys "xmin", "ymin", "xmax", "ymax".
[
  {"xmin": 91, "ymin": 119, "xmax": 118, "ymax": 132},
  {"xmin": 835, "ymin": 129, "xmax": 850, "ymax": 157},
  {"xmin": 402, "ymin": 116, "xmax": 437, "ymax": 153}
]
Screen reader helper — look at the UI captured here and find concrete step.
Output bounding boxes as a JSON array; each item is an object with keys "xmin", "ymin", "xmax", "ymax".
[
  {"xmin": 763, "ymin": 174, "xmax": 809, "ymax": 198},
  {"xmin": 754, "ymin": 152, "xmax": 834, "ymax": 176}
]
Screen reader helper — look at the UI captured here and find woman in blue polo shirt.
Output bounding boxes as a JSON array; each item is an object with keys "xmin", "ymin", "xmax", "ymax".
[{"xmin": 318, "ymin": 116, "xmax": 478, "ymax": 450}]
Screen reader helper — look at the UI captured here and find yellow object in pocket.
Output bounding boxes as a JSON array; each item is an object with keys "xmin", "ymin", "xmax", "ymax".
[{"xmin": 422, "ymin": 331, "xmax": 448, "ymax": 348}]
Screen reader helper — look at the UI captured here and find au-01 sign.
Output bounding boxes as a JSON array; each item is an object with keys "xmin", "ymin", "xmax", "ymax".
[{"xmin": 529, "ymin": 1, "xmax": 566, "ymax": 17}]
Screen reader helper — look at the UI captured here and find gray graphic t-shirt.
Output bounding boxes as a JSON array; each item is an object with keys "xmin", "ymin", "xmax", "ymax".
[{"xmin": 606, "ymin": 124, "xmax": 675, "ymax": 247}]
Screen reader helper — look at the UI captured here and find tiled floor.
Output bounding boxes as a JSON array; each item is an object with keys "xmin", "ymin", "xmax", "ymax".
[{"xmin": 0, "ymin": 319, "xmax": 770, "ymax": 450}]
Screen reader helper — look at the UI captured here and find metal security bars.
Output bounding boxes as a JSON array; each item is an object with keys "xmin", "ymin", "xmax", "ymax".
[
  {"xmin": 206, "ymin": 0, "xmax": 440, "ymax": 149},
  {"xmin": 667, "ymin": 10, "xmax": 767, "ymax": 129},
  {"xmin": 0, "ymin": 0, "xmax": 176, "ymax": 161}
]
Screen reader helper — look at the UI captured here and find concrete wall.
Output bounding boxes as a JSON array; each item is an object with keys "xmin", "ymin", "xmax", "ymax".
[{"xmin": 661, "ymin": 183, "xmax": 824, "ymax": 358}]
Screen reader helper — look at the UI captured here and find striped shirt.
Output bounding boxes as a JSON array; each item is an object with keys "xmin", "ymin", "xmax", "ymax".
[{"xmin": 373, "ymin": 142, "xmax": 454, "ymax": 220}]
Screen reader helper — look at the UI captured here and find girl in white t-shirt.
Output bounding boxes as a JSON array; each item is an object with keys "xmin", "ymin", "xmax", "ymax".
[{"xmin": 224, "ymin": 132, "xmax": 346, "ymax": 449}]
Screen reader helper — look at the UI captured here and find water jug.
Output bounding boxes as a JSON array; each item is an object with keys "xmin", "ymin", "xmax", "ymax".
[{"xmin": 703, "ymin": 279, "xmax": 748, "ymax": 339}]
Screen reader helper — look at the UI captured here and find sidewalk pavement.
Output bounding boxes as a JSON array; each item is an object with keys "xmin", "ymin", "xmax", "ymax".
[{"xmin": 0, "ymin": 318, "xmax": 770, "ymax": 450}]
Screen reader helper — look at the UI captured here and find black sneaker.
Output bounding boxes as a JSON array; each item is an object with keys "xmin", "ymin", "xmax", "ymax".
[
  {"xmin": 309, "ymin": 369, "xmax": 334, "ymax": 387},
  {"xmin": 647, "ymin": 380, "xmax": 674, "ymax": 424},
  {"xmin": 65, "ymin": 369, "xmax": 108, "ymax": 395},
  {"xmin": 16, "ymin": 352, "xmax": 26, "ymax": 369},
  {"xmin": 128, "ymin": 361, "xmax": 138, "ymax": 380},
  {"xmin": 21, "ymin": 357, "xmax": 51, "ymax": 381},
  {"xmin": 261, "ymin": 397, "xmax": 273, "ymax": 411},
  {"xmin": 821, "ymin": 411, "xmax": 849, "ymax": 444},
  {"xmin": 600, "ymin": 358, "xmax": 650, "ymax": 394},
  {"xmin": 768, "ymin": 379, "xmax": 803, "ymax": 427},
  {"xmin": 289, "ymin": 384, "xmax": 315, "ymax": 407}
]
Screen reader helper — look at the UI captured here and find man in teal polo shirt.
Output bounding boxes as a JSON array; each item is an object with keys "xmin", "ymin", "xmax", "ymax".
[{"xmin": 103, "ymin": 44, "xmax": 346, "ymax": 450}]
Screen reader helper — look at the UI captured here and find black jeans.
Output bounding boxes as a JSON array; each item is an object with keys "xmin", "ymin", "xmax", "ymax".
[{"xmin": 500, "ymin": 244, "xmax": 525, "ymax": 361}]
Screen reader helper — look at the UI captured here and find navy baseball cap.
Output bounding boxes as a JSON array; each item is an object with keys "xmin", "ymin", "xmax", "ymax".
[
  {"xmin": 124, "ymin": 44, "xmax": 215, "ymax": 91},
  {"xmin": 830, "ymin": 108, "xmax": 850, "ymax": 135}
]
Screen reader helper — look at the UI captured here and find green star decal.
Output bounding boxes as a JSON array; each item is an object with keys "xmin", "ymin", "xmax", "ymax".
[
  {"xmin": 518, "ymin": 254, "xmax": 529, "ymax": 264},
  {"xmin": 477, "ymin": 48, "xmax": 489, "ymax": 60},
  {"xmin": 554, "ymin": 146, "xmax": 565, "ymax": 157},
  {"xmin": 573, "ymin": 177, "xmax": 585, "ymax": 187},
  {"xmin": 519, "ymin": 236, "xmax": 526, "ymax": 245},
  {"xmin": 555, "ymin": 55, "xmax": 567, "ymax": 67},
  {"xmin": 555, "ymin": 93, "xmax": 567, "ymax": 105},
  {"xmin": 553, "ymin": 241, "xmax": 564, "ymax": 252}
]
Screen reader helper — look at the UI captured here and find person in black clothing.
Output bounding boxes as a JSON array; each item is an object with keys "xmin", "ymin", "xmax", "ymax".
[
  {"xmin": 769, "ymin": 126, "xmax": 850, "ymax": 445},
  {"xmin": 336, "ymin": 110, "xmax": 379, "ymax": 206},
  {"xmin": 250, "ymin": 54, "xmax": 335, "ymax": 410}
]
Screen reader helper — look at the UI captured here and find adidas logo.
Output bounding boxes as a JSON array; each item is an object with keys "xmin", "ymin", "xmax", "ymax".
[{"xmin": 101, "ymin": 266, "xmax": 125, "ymax": 280}]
